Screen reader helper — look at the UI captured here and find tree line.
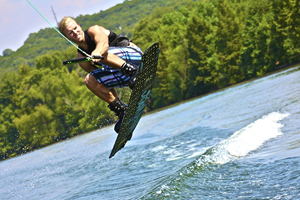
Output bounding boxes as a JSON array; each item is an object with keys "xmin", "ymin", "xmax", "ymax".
[
  {"xmin": 0, "ymin": 0, "xmax": 299, "ymax": 160},
  {"xmin": 0, "ymin": 48, "xmax": 132, "ymax": 159},
  {"xmin": 132, "ymin": 0, "xmax": 300, "ymax": 108}
]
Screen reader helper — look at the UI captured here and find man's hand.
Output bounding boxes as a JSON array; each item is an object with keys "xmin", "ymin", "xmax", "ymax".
[{"xmin": 91, "ymin": 53, "xmax": 104, "ymax": 65}]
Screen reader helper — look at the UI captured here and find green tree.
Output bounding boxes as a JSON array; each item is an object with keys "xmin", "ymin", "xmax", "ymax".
[
  {"xmin": 0, "ymin": 70, "xmax": 22, "ymax": 158},
  {"xmin": 2, "ymin": 49, "xmax": 13, "ymax": 57},
  {"xmin": 186, "ymin": 1, "xmax": 217, "ymax": 97},
  {"xmin": 239, "ymin": 0, "xmax": 277, "ymax": 77},
  {"xmin": 272, "ymin": 0, "xmax": 300, "ymax": 64},
  {"xmin": 214, "ymin": 0, "xmax": 243, "ymax": 86}
]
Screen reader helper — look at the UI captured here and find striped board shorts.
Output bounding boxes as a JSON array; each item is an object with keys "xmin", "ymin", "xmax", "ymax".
[{"xmin": 90, "ymin": 46, "xmax": 143, "ymax": 89}]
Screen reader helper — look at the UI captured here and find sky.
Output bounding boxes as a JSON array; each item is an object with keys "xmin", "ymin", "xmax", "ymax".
[{"xmin": 0, "ymin": 0, "xmax": 125, "ymax": 55}]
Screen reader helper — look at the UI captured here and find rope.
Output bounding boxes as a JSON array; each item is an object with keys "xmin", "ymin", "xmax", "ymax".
[{"xmin": 26, "ymin": 0, "xmax": 91, "ymax": 57}]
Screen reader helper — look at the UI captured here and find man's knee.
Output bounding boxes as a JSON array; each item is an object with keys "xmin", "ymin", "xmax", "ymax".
[
  {"xmin": 85, "ymin": 74, "xmax": 97, "ymax": 87},
  {"xmin": 85, "ymin": 74, "xmax": 107, "ymax": 91}
]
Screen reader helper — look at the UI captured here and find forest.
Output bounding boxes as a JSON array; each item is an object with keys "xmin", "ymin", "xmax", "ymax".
[{"xmin": 0, "ymin": 0, "xmax": 299, "ymax": 160}]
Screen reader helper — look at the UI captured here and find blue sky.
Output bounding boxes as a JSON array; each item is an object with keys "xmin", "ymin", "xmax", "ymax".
[{"xmin": 0, "ymin": 0, "xmax": 124, "ymax": 55}]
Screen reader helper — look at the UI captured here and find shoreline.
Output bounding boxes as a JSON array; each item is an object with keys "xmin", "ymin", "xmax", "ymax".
[{"xmin": 1, "ymin": 61, "xmax": 300, "ymax": 162}]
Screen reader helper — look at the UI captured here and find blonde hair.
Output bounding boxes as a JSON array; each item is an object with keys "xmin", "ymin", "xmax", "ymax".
[{"xmin": 59, "ymin": 17, "xmax": 77, "ymax": 36}]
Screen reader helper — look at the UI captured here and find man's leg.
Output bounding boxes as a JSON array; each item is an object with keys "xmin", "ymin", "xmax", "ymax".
[
  {"xmin": 85, "ymin": 46, "xmax": 143, "ymax": 132},
  {"xmin": 100, "ymin": 52, "xmax": 124, "ymax": 69},
  {"xmin": 97, "ymin": 52, "xmax": 137, "ymax": 77},
  {"xmin": 85, "ymin": 73, "xmax": 126, "ymax": 133},
  {"xmin": 84, "ymin": 73, "xmax": 117, "ymax": 104}
]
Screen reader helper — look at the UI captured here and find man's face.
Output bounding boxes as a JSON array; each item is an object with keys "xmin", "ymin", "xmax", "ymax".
[{"xmin": 64, "ymin": 20, "xmax": 84, "ymax": 43}]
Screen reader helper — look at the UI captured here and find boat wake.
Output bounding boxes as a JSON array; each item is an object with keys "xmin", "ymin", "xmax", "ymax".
[
  {"xmin": 204, "ymin": 112, "xmax": 289, "ymax": 165},
  {"xmin": 150, "ymin": 112, "xmax": 289, "ymax": 198}
]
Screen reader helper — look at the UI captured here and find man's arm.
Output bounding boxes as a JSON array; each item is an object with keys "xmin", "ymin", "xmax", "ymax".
[
  {"xmin": 77, "ymin": 52, "xmax": 98, "ymax": 73},
  {"xmin": 88, "ymin": 25, "xmax": 109, "ymax": 59},
  {"xmin": 86, "ymin": 25, "xmax": 126, "ymax": 69}
]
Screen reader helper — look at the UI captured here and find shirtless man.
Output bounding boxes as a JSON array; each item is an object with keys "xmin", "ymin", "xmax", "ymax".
[{"xmin": 59, "ymin": 17, "xmax": 143, "ymax": 133}]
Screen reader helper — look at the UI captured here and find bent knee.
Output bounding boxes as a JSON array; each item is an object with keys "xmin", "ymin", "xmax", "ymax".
[
  {"xmin": 84, "ymin": 74, "xmax": 98, "ymax": 87},
  {"xmin": 85, "ymin": 74, "xmax": 107, "ymax": 90},
  {"xmin": 85, "ymin": 74, "xmax": 97, "ymax": 86}
]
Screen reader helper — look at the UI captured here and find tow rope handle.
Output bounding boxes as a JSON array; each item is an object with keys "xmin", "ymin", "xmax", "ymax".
[{"xmin": 63, "ymin": 55, "xmax": 104, "ymax": 65}]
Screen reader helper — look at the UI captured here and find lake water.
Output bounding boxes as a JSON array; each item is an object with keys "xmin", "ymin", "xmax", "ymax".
[{"xmin": 1, "ymin": 65, "xmax": 300, "ymax": 199}]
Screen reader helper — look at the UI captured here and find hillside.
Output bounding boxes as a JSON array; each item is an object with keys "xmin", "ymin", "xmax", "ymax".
[{"xmin": 0, "ymin": 0, "xmax": 177, "ymax": 73}]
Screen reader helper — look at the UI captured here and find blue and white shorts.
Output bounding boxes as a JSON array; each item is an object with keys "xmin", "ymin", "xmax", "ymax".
[{"xmin": 90, "ymin": 46, "xmax": 143, "ymax": 89}]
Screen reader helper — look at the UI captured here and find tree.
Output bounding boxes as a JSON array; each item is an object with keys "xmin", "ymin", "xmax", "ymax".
[
  {"xmin": 272, "ymin": 0, "xmax": 300, "ymax": 64},
  {"xmin": 186, "ymin": 2, "xmax": 216, "ymax": 97},
  {"xmin": 2, "ymin": 49, "xmax": 13, "ymax": 57}
]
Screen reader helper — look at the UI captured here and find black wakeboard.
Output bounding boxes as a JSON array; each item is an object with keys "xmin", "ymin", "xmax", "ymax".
[{"xmin": 109, "ymin": 42, "xmax": 160, "ymax": 158}]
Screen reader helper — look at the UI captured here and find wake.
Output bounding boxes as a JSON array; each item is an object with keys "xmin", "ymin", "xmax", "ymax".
[
  {"xmin": 152, "ymin": 112, "xmax": 290, "ymax": 198},
  {"xmin": 199, "ymin": 112, "xmax": 289, "ymax": 165}
]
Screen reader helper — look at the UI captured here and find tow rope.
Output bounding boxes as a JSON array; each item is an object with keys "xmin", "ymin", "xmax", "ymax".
[{"xmin": 26, "ymin": 0, "xmax": 91, "ymax": 57}]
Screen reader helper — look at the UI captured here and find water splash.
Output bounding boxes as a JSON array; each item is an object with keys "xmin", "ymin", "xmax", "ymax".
[
  {"xmin": 153, "ymin": 112, "xmax": 290, "ymax": 198},
  {"xmin": 207, "ymin": 112, "xmax": 289, "ymax": 164}
]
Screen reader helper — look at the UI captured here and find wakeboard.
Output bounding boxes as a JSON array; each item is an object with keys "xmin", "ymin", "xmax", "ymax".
[{"xmin": 109, "ymin": 42, "xmax": 160, "ymax": 158}]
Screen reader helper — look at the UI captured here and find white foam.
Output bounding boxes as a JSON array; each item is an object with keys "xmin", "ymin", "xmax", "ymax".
[
  {"xmin": 151, "ymin": 145, "xmax": 166, "ymax": 152},
  {"xmin": 209, "ymin": 112, "xmax": 289, "ymax": 164}
]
